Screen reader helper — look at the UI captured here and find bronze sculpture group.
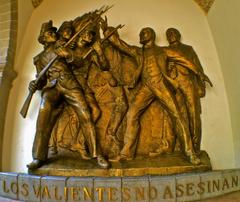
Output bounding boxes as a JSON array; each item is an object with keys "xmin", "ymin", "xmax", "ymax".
[{"xmin": 21, "ymin": 6, "xmax": 212, "ymax": 170}]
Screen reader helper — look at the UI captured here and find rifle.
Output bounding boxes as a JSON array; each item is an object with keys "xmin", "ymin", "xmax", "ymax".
[{"xmin": 20, "ymin": 5, "xmax": 113, "ymax": 118}]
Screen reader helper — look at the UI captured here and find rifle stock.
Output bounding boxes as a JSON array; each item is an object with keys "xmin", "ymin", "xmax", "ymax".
[
  {"xmin": 20, "ymin": 55, "xmax": 59, "ymax": 118},
  {"xmin": 20, "ymin": 91, "xmax": 34, "ymax": 118}
]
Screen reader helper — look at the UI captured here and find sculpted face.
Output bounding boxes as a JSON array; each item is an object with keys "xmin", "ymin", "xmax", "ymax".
[
  {"xmin": 61, "ymin": 28, "xmax": 73, "ymax": 40},
  {"xmin": 77, "ymin": 29, "xmax": 95, "ymax": 47},
  {"xmin": 139, "ymin": 27, "xmax": 156, "ymax": 45},
  {"xmin": 43, "ymin": 30, "xmax": 57, "ymax": 43},
  {"xmin": 139, "ymin": 28, "xmax": 152, "ymax": 45},
  {"xmin": 166, "ymin": 28, "xmax": 181, "ymax": 44}
]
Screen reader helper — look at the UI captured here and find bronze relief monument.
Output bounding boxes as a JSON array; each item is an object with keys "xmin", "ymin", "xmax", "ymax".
[{"xmin": 21, "ymin": 6, "xmax": 212, "ymax": 176}]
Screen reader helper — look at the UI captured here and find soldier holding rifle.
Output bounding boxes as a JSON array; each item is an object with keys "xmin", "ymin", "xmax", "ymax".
[{"xmin": 27, "ymin": 9, "xmax": 113, "ymax": 169}]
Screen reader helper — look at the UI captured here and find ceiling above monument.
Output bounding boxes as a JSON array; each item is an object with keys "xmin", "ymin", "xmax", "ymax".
[
  {"xmin": 31, "ymin": 0, "xmax": 215, "ymax": 14},
  {"xmin": 194, "ymin": 0, "xmax": 215, "ymax": 14},
  {"xmin": 32, "ymin": 0, "xmax": 43, "ymax": 8}
]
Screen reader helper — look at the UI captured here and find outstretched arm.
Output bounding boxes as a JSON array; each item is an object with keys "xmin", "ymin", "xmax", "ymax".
[
  {"xmin": 101, "ymin": 16, "xmax": 140, "ymax": 59},
  {"xmin": 104, "ymin": 28, "xmax": 139, "ymax": 59}
]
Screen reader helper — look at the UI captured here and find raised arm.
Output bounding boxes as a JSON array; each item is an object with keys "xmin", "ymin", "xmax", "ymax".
[
  {"xmin": 103, "ymin": 27, "xmax": 140, "ymax": 59},
  {"xmin": 100, "ymin": 17, "xmax": 139, "ymax": 59}
]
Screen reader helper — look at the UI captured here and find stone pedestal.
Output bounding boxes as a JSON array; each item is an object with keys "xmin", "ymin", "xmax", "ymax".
[{"xmin": 1, "ymin": 169, "xmax": 240, "ymax": 202}]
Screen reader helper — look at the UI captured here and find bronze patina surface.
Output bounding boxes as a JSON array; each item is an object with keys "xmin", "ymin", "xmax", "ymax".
[
  {"xmin": 20, "ymin": 6, "xmax": 213, "ymax": 176},
  {"xmin": 29, "ymin": 149, "xmax": 211, "ymax": 177}
]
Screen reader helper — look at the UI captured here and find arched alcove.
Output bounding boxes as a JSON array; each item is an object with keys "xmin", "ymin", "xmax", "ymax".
[
  {"xmin": 207, "ymin": 0, "xmax": 240, "ymax": 168},
  {"xmin": 0, "ymin": 0, "xmax": 18, "ymax": 170},
  {"xmin": 1, "ymin": 0, "xmax": 238, "ymax": 172}
]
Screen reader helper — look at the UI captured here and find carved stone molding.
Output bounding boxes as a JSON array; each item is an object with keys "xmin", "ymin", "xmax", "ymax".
[
  {"xmin": 1, "ymin": 169, "xmax": 240, "ymax": 201},
  {"xmin": 31, "ymin": 0, "xmax": 44, "ymax": 8},
  {"xmin": 194, "ymin": 0, "xmax": 215, "ymax": 14},
  {"xmin": 31, "ymin": 0, "xmax": 215, "ymax": 13}
]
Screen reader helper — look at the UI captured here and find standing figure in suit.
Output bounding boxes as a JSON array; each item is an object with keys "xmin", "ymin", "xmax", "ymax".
[
  {"xmin": 102, "ymin": 20, "xmax": 201, "ymax": 165},
  {"xmin": 164, "ymin": 28, "xmax": 212, "ymax": 152}
]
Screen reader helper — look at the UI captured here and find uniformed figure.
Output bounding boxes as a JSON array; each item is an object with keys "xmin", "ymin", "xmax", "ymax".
[
  {"xmin": 164, "ymin": 28, "xmax": 212, "ymax": 152},
  {"xmin": 55, "ymin": 21, "xmax": 116, "ymax": 159},
  {"xmin": 49, "ymin": 20, "xmax": 100, "ymax": 157},
  {"xmin": 64, "ymin": 17, "xmax": 128, "ymax": 155},
  {"xmin": 103, "ymin": 23, "xmax": 201, "ymax": 165},
  {"xmin": 27, "ymin": 20, "xmax": 109, "ymax": 169},
  {"xmin": 48, "ymin": 20, "xmax": 75, "ymax": 155},
  {"xmin": 69, "ymin": 23, "xmax": 101, "ymax": 123}
]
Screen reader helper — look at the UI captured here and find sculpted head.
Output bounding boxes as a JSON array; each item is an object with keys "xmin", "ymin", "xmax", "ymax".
[
  {"xmin": 166, "ymin": 28, "xmax": 181, "ymax": 44},
  {"xmin": 77, "ymin": 24, "xmax": 97, "ymax": 47},
  {"xmin": 139, "ymin": 27, "xmax": 156, "ymax": 45},
  {"xmin": 38, "ymin": 20, "xmax": 57, "ymax": 45},
  {"xmin": 58, "ymin": 21, "xmax": 73, "ymax": 40}
]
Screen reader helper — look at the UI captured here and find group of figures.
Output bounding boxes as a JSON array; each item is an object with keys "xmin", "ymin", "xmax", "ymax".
[{"xmin": 25, "ymin": 6, "xmax": 212, "ymax": 170}]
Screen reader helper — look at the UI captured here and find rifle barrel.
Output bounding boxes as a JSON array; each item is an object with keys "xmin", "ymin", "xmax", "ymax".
[{"xmin": 20, "ymin": 5, "xmax": 114, "ymax": 118}]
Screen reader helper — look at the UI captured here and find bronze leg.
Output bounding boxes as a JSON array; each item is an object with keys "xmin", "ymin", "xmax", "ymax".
[
  {"xmin": 85, "ymin": 91, "xmax": 101, "ymax": 123},
  {"xmin": 149, "ymin": 80, "xmax": 196, "ymax": 157},
  {"xmin": 62, "ymin": 87, "xmax": 98, "ymax": 158},
  {"xmin": 178, "ymin": 74, "xmax": 202, "ymax": 152},
  {"xmin": 121, "ymin": 84, "xmax": 154, "ymax": 158},
  {"xmin": 32, "ymin": 88, "xmax": 61, "ymax": 161},
  {"xmin": 107, "ymin": 87, "xmax": 128, "ymax": 137}
]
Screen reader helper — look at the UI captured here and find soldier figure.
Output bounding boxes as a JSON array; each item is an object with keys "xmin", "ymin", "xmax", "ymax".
[
  {"xmin": 27, "ymin": 20, "xmax": 109, "ymax": 169},
  {"xmin": 55, "ymin": 21, "xmax": 114, "ymax": 161},
  {"xmin": 49, "ymin": 20, "xmax": 100, "ymax": 157}
]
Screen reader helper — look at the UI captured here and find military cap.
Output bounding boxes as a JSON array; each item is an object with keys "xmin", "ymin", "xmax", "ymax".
[
  {"xmin": 57, "ymin": 21, "xmax": 73, "ymax": 34},
  {"xmin": 38, "ymin": 20, "xmax": 57, "ymax": 44},
  {"xmin": 40, "ymin": 20, "xmax": 57, "ymax": 35}
]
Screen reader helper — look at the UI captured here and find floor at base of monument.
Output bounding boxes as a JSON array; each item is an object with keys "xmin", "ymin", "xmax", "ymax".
[
  {"xmin": 28, "ymin": 150, "xmax": 211, "ymax": 177},
  {"xmin": 200, "ymin": 191, "xmax": 240, "ymax": 202}
]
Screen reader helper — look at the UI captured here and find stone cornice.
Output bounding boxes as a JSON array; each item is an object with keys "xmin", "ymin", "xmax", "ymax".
[
  {"xmin": 31, "ymin": 0, "xmax": 44, "ymax": 8},
  {"xmin": 194, "ymin": 0, "xmax": 215, "ymax": 14},
  {"xmin": 31, "ymin": 0, "xmax": 215, "ymax": 14}
]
